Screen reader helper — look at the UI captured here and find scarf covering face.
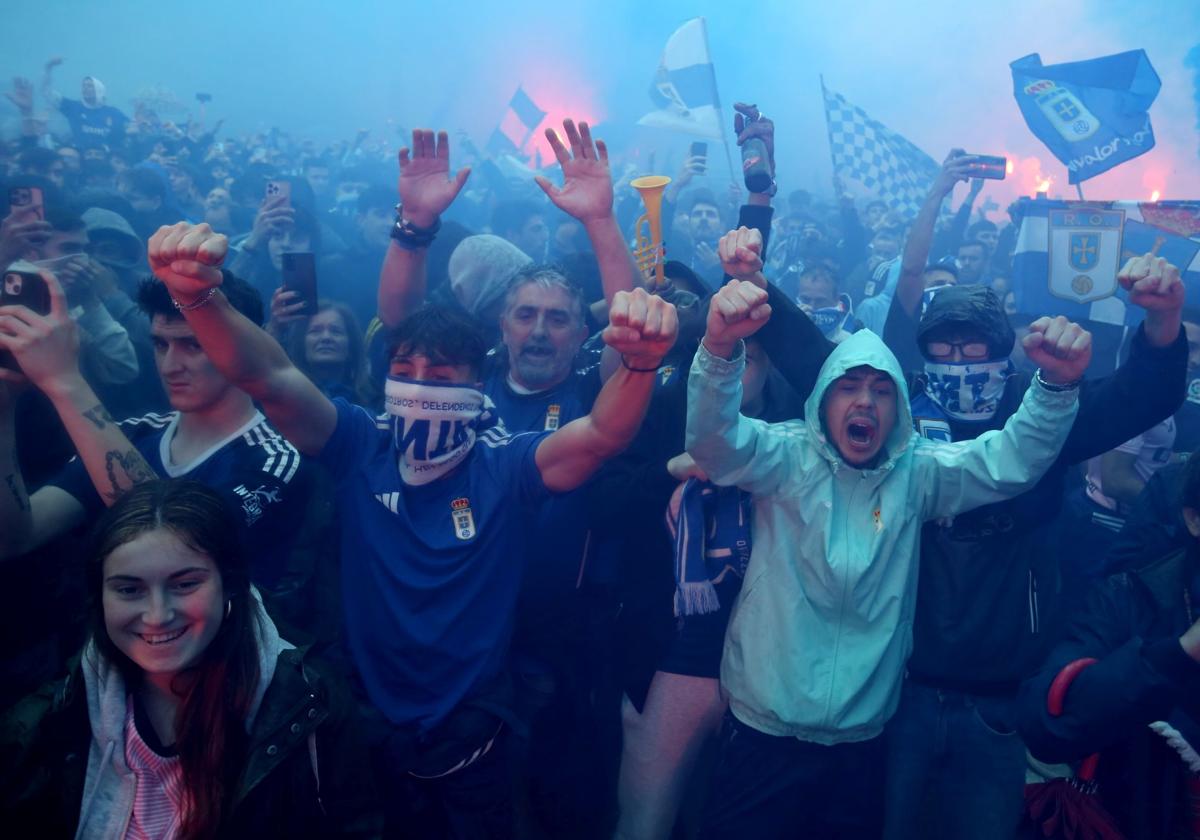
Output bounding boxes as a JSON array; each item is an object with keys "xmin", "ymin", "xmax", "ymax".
[
  {"xmin": 810, "ymin": 306, "xmax": 848, "ymax": 339},
  {"xmin": 384, "ymin": 376, "xmax": 497, "ymax": 485},
  {"xmin": 808, "ymin": 293, "xmax": 856, "ymax": 340},
  {"xmin": 923, "ymin": 358, "xmax": 1014, "ymax": 421}
]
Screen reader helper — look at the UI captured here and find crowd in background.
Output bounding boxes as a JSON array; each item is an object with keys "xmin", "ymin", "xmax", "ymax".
[{"xmin": 0, "ymin": 60, "xmax": 1198, "ymax": 840}]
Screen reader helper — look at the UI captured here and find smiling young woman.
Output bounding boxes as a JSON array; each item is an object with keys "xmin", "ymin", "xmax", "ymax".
[{"xmin": 1, "ymin": 479, "xmax": 379, "ymax": 838}]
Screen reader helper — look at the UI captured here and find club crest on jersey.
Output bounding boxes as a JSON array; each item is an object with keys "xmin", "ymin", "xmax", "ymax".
[
  {"xmin": 658, "ymin": 366, "xmax": 676, "ymax": 386},
  {"xmin": 451, "ymin": 497, "xmax": 476, "ymax": 541},
  {"xmin": 544, "ymin": 405, "xmax": 561, "ymax": 431}
]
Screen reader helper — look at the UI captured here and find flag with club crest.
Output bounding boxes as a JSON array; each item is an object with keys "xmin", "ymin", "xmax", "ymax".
[{"xmin": 1011, "ymin": 198, "xmax": 1200, "ymax": 327}]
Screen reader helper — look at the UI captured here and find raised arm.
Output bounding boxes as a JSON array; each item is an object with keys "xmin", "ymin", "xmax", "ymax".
[
  {"xmin": 892, "ymin": 150, "xmax": 973, "ymax": 319},
  {"xmin": 0, "ymin": 271, "xmax": 155, "ymax": 504},
  {"xmin": 1057, "ymin": 253, "xmax": 1186, "ymax": 464},
  {"xmin": 40, "ymin": 57, "xmax": 64, "ymax": 107},
  {"xmin": 718, "ymin": 225, "xmax": 833, "ymax": 402},
  {"xmin": 535, "ymin": 118, "xmax": 634, "ymax": 310},
  {"xmin": 921, "ymin": 316, "xmax": 1090, "ymax": 519},
  {"xmin": 148, "ymin": 223, "xmax": 337, "ymax": 455},
  {"xmin": 378, "ymin": 129, "xmax": 471, "ymax": 328},
  {"xmin": 685, "ymin": 280, "xmax": 796, "ymax": 496},
  {"xmin": 535, "ymin": 288, "xmax": 677, "ymax": 492}
]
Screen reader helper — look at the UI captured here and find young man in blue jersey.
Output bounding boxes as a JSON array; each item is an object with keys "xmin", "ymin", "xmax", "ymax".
[
  {"xmin": 147, "ymin": 218, "xmax": 678, "ymax": 836},
  {"xmin": 0, "ymin": 266, "xmax": 317, "ymax": 640}
]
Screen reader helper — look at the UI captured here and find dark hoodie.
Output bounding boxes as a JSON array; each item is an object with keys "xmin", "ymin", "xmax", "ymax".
[{"xmin": 902, "ymin": 285, "xmax": 1188, "ymax": 694}]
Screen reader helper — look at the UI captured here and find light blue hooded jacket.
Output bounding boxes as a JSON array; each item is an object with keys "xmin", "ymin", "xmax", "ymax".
[{"xmin": 685, "ymin": 329, "xmax": 1078, "ymax": 745}]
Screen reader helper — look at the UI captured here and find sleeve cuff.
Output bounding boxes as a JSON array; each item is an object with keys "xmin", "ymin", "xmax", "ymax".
[{"xmin": 694, "ymin": 339, "xmax": 746, "ymax": 379}]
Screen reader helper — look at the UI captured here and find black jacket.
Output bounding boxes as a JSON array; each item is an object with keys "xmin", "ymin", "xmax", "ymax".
[
  {"xmin": 902, "ymin": 321, "xmax": 1188, "ymax": 694},
  {"xmin": 0, "ymin": 648, "xmax": 381, "ymax": 838},
  {"xmin": 1017, "ymin": 546, "xmax": 1200, "ymax": 840}
]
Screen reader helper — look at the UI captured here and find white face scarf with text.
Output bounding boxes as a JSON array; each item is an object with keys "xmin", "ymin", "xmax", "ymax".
[{"xmin": 384, "ymin": 376, "xmax": 497, "ymax": 485}]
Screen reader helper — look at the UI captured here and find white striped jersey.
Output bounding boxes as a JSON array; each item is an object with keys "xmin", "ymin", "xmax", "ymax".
[{"xmin": 48, "ymin": 410, "xmax": 309, "ymax": 589}]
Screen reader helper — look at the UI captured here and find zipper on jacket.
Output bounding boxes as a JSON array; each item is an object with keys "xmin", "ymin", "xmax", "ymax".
[{"xmin": 822, "ymin": 474, "xmax": 862, "ymax": 727}]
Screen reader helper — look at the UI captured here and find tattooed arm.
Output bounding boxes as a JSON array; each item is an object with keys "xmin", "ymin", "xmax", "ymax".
[
  {"xmin": 0, "ymin": 269, "xmax": 157, "ymax": 505},
  {"xmin": 44, "ymin": 380, "xmax": 159, "ymax": 505}
]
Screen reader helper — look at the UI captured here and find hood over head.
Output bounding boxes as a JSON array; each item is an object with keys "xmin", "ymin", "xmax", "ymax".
[
  {"xmin": 804, "ymin": 328, "xmax": 913, "ymax": 469},
  {"xmin": 82, "ymin": 76, "xmax": 107, "ymax": 107},
  {"xmin": 917, "ymin": 284, "xmax": 1015, "ymax": 361},
  {"xmin": 82, "ymin": 207, "xmax": 141, "ymax": 269}
]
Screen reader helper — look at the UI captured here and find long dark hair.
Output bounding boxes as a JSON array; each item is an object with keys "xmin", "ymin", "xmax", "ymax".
[
  {"xmin": 88, "ymin": 480, "xmax": 261, "ymax": 840},
  {"xmin": 286, "ymin": 299, "xmax": 369, "ymax": 401}
]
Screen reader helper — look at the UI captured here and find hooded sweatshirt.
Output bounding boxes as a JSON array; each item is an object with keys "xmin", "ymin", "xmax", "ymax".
[
  {"xmin": 73, "ymin": 594, "xmax": 291, "ymax": 839},
  {"xmin": 685, "ymin": 329, "xmax": 1079, "ymax": 744}
]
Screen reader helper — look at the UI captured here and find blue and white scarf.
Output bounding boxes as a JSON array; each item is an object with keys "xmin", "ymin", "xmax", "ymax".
[
  {"xmin": 384, "ymin": 376, "xmax": 498, "ymax": 485},
  {"xmin": 665, "ymin": 479, "xmax": 753, "ymax": 617}
]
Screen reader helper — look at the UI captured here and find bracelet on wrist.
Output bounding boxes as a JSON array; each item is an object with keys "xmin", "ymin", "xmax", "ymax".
[
  {"xmin": 621, "ymin": 356, "xmax": 660, "ymax": 374},
  {"xmin": 172, "ymin": 287, "xmax": 220, "ymax": 312},
  {"xmin": 1035, "ymin": 368, "xmax": 1081, "ymax": 392},
  {"xmin": 391, "ymin": 205, "xmax": 441, "ymax": 251}
]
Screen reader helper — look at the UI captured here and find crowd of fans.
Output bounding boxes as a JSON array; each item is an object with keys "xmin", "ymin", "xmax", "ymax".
[{"xmin": 1, "ymin": 61, "xmax": 1198, "ymax": 840}]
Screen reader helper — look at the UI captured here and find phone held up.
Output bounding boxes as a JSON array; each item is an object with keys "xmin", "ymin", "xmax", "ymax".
[
  {"xmin": 265, "ymin": 179, "xmax": 292, "ymax": 206},
  {"xmin": 281, "ymin": 252, "xmax": 318, "ymax": 317},
  {"xmin": 9, "ymin": 186, "xmax": 45, "ymax": 221},
  {"xmin": 964, "ymin": 154, "xmax": 1007, "ymax": 181},
  {"xmin": 689, "ymin": 141, "xmax": 708, "ymax": 175},
  {"xmin": 0, "ymin": 260, "xmax": 51, "ymax": 371}
]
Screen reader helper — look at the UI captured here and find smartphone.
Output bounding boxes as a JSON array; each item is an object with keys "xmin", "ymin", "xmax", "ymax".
[
  {"xmin": 265, "ymin": 179, "xmax": 291, "ymax": 206},
  {"xmin": 0, "ymin": 266, "xmax": 51, "ymax": 371},
  {"xmin": 689, "ymin": 141, "xmax": 708, "ymax": 174},
  {"xmin": 281, "ymin": 252, "xmax": 318, "ymax": 316},
  {"xmin": 964, "ymin": 154, "xmax": 1007, "ymax": 180},
  {"xmin": 9, "ymin": 186, "xmax": 45, "ymax": 221}
]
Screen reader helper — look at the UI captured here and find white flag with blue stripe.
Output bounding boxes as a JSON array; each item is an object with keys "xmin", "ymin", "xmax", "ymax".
[
  {"xmin": 637, "ymin": 18, "xmax": 723, "ymax": 139},
  {"xmin": 1012, "ymin": 198, "xmax": 1200, "ymax": 326}
]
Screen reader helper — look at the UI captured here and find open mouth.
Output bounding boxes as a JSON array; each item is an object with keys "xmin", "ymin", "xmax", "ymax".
[
  {"xmin": 138, "ymin": 627, "xmax": 187, "ymax": 646},
  {"xmin": 845, "ymin": 418, "xmax": 877, "ymax": 449},
  {"xmin": 522, "ymin": 346, "xmax": 554, "ymax": 359}
]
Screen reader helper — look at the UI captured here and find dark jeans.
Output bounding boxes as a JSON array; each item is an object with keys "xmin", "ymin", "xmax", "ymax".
[
  {"xmin": 882, "ymin": 679, "xmax": 1026, "ymax": 840},
  {"xmin": 699, "ymin": 712, "xmax": 886, "ymax": 840}
]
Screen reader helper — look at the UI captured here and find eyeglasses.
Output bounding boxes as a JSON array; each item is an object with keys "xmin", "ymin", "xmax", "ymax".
[{"xmin": 926, "ymin": 340, "xmax": 990, "ymax": 360}]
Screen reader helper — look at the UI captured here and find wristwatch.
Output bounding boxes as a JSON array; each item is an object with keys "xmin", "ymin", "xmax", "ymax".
[
  {"xmin": 390, "ymin": 205, "xmax": 441, "ymax": 250},
  {"xmin": 1035, "ymin": 368, "xmax": 1082, "ymax": 392}
]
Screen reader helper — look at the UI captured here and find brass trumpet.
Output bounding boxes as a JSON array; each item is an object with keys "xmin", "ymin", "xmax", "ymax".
[{"xmin": 631, "ymin": 175, "xmax": 671, "ymax": 289}]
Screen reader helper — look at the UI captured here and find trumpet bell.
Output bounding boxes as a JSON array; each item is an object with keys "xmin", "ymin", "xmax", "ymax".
[{"xmin": 631, "ymin": 175, "xmax": 671, "ymax": 289}]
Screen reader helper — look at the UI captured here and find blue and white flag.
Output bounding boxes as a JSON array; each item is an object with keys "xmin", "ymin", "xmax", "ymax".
[
  {"xmin": 637, "ymin": 18, "xmax": 723, "ymax": 139},
  {"xmin": 486, "ymin": 85, "xmax": 547, "ymax": 159},
  {"xmin": 821, "ymin": 82, "xmax": 941, "ymax": 219},
  {"xmin": 1012, "ymin": 198, "xmax": 1200, "ymax": 326},
  {"xmin": 1011, "ymin": 51, "xmax": 1161, "ymax": 184}
]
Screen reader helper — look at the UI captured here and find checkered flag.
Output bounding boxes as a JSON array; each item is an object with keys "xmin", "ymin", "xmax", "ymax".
[{"xmin": 821, "ymin": 82, "xmax": 940, "ymax": 218}]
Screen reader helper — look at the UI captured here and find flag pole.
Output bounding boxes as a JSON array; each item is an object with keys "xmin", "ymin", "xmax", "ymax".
[
  {"xmin": 820, "ymin": 75, "xmax": 841, "ymax": 196},
  {"xmin": 1075, "ymin": 183, "xmax": 1085, "ymax": 201},
  {"xmin": 699, "ymin": 17, "xmax": 739, "ymax": 189}
]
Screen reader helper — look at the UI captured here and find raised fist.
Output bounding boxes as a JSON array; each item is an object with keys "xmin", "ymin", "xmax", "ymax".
[
  {"xmin": 718, "ymin": 226, "xmax": 764, "ymax": 283},
  {"xmin": 148, "ymin": 222, "xmax": 228, "ymax": 304},
  {"xmin": 703, "ymin": 279, "xmax": 772, "ymax": 359},
  {"xmin": 1119, "ymin": 252, "xmax": 1184, "ymax": 313},
  {"xmin": 1022, "ymin": 315, "xmax": 1092, "ymax": 385},
  {"xmin": 603, "ymin": 287, "xmax": 678, "ymax": 371}
]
